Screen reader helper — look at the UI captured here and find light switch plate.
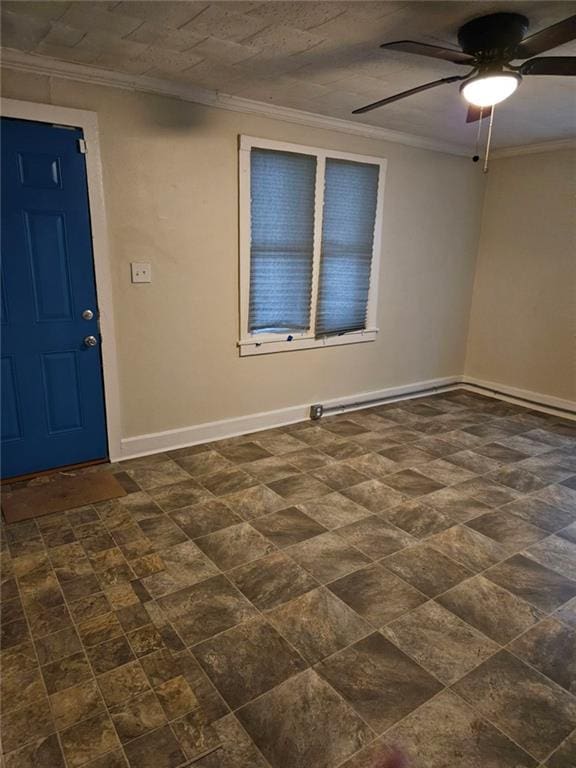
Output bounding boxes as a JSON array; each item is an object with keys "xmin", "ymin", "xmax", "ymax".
[{"xmin": 131, "ymin": 262, "xmax": 152, "ymax": 283}]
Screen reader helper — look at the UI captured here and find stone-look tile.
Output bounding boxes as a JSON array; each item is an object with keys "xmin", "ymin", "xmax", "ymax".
[
  {"xmin": 170, "ymin": 710, "xmax": 221, "ymax": 762},
  {"xmin": 282, "ymin": 447, "xmax": 333, "ymax": 471},
  {"xmin": 317, "ymin": 633, "xmax": 442, "ymax": 733},
  {"xmin": 50, "ymin": 680, "xmax": 105, "ymax": 730},
  {"xmin": 502, "ymin": 497, "xmax": 575, "ymax": 532},
  {"xmin": 193, "ymin": 617, "xmax": 307, "ymax": 708},
  {"xmin": 201, "ymin": 468, "xmax": 258, "ymax": 497},
  {"xmin": 446, "ymin": 449, "xmax": 503, "ymax": 474},
  {"xmin": 123, "ymin": 724, "xmax": 186, "ymax": 768},
  {"xmin": 384, "ymin": 499, "xmax": 455, "ymax": 539},
  {"xmin": 148, "ymin": 479, "xmax": 213, "ymax": 511},
  {"xmin": 126, "ymin": 624, "xmax": 166, "ymax": 657},
  {"xmin": 382, "ymin": 544, "xmax": 472, "ymax": 597},
  {"xmin": 228, "ymin": 551, "xmax": 316, "ymax": 611},
  {"xmin": 309, "ymin": 461, "xmax": 368, "ymax": 490},
  {"xmin": 110, "ymin": 689, "xmax": 167, "ymax": 743},
  {"xmin": 237, "ymin": 669, "xmax": 372, "ymax": 768},
  {"xmin": 546, "ymin": 732, "xmax": 576, "ymax": 768},
  {"xmin": 554, "ymin": 597, "xmax": 576, "ymax": 629},
  {"xmin": 253, "ymin": 431, "xmax": 306, "ymax": 456},
  {"xmin": 416, "ymin": 459, "xmax": 478, "ymax": 486},
  {"xmin": 466, "ymin": 509, "xmax": 548, "ymax": 552},
  {"xmin": 344, "ymin": 453, "xmax": 397, "ymax": 482},
  {"xmin": 170, "ymin": 500, "xmax": 242, "ymax": 538},
  {"xmin": 296, "ymin": 492, "xmax": 372, "ymax": 529},
  {"xmin": 486, "ymin": 553, "xmax": 576, "ymax": 612},
  {"xmin": 454, "ymin": 650, "xmax": 576, "ymax": 760},
  {"xmin": 154, "ymin": 675, "xmax": 198, "ymax": 720},
  {"xmin": 438, "ymin": 574, "xmax": 544, "ymax": 643},
  {"xmin": 3, "ymin": 734, "xmax": 67, "ymax": 768},
  {"xmin": 175, "ymin": 450, "xmax": 233, "ymax": 477},
  {"xmin": 192, "ymin": 714, "xmax": 269, "ymax": 768},
  {"xmin": 77, "ymin": 612, "xmax": 123, "ymax": 647},
  {"xmin": 1, "ymin": 650, "xmax": 44, "ymax": 713},
  {"xmin": 424, "ymin": 486, "xmax": 493, "ymax": 522},
  {"xmin": 267, "ymin": 587, "xmax": 371, "ymax": 664},
  {"xmin": 335, "ymin": 515, "xmax": 415, "ymax": 559},
  {"xmin": 86, "ymin": 636, "xmax": 135, "ymax": 675},
  {"xmin": 195, "ymin": 522, "xmax": 275, "ymax": 570},
  {"xmin": 218, "ymin": 442, "xmax": 272, "ymax": 464},
  {"xmin": 342, "ymin": 479, "xmax": 407, "ymax": 512},
  {"xmin": 137, "ymin": 517, "xmax": 188, "ymax": 549},
  {"xmin": 558, "ymin": 520, "xmax": 576, "ymax": 543},
  {"xmin": 526, "ymin": 534, "xmax": 576, "ymax": 580},
  {"xmin": 1, "ymin": 618, "xmax": 31, "ymax": 650},
  {"xmin": 287, "ymin": 532, "xmax": 370, "ymax": 583},
  {"xmin": 174, "ymin": 651, "xmax": 229, "ymax": 724},
  {"xmin": 158, "ymin": 574, "xmax": 258, "ymax": 645},
  {"xmin": 267, "ymin": 473, "xmax": 331, "ymax": 503},
  {"xmin": 383, "ymin": 601, "xmax": 498, "ymax": 684},
  {"xmin": 509, "ymin": 617, "xmax": 576, "ymax": 693},
  {"xmin": 97, "ymin": 660, "xmax": 151, "ymax": 708},
  {"xmin": 486, "ymin": 466, "xmax": 549, "ymax": 493},
  {"xmin": 1, "ymin": 698, "xmax": 55, "ymax": 753},
  {"xmin": 323, "ymin": 419, "xmax": 368, "ymax": 438},
  {"xmin": 251, "ymin": 507, "xmax": 326, "ymax": 548},
  {"xmin": 428, "ymin": 524, "xmax": 508, "ymax": 572},
  {"xmin": 382, "ymin": 468, "xmax": 446, "ymax": 498},
  {"xmin": 116, "ymin": 603, "xmax": 150, "ymax": 632},
  {"xmin": 320, "ymin": 440, "xmax": 368, "ymax": 461},
  {"xmin": 41, "ymin": 650, "xmax": 93, "ymax": 694},
  {"xmin": 537, "ymin": 483, "xmax": 576, "ymax": 514},
  {"xmin": 242, "ymin": 456, "xmax": 299, "ymax": 483},
  {"xmin": 378, "ymin": 444, "xmax": 435, "ymax": 467},
  {"xmin": 140, "ymin": 541, "xmax": 218, "ymax": 598},
  {"xmin": 457, "ymin": 477, "xmax": 523, "ymax": 508},
  {"xmin": 371, "ymin": 690, "xmax": 537, "ymax": 768},
  {"xmin": 222, "ymin": 484, "xmax": 287, "ymax": 521},
  {"xmin": 59, "ymin": 712, "xmax": 121, "ymax": 768},
  {"xmin": 328, "ymin": 563, "xmax": 427, "ymax": 626},
  {"xmin": 126, "ymin": 460, "xmax": 192, "ymax": 491}
]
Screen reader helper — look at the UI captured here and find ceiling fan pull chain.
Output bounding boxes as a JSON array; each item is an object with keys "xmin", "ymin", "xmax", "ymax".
[
  {"xmin": 473, "ymin": 106, "xmax": 484, "ymax": 162},
  {"xmin": 483, "ymin": 105, "xmax": 495, "ymax": 173}
]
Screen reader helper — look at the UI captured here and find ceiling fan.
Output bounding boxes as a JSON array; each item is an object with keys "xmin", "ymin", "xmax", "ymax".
[{"xmin": 353, "ymin": 12, "xmax": 576, "ymax": 121}]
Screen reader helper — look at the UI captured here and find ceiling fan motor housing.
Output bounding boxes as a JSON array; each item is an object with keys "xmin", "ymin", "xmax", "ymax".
[{"xmin": 458, "ymin": 13, "xmax": 529, "ymax": 62}]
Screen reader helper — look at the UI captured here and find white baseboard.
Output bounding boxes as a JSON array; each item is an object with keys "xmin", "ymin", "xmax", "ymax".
[
  {"xmin": 119, "ymin": 374, "xmax": 575, "ymax": 461},
  {"xmin": 461, "ymin": 376, "xmax": 576, "ymax": 419},
  {"xmin": 118, "ymin": 376, "xmax": 460, "ymax": 460}
]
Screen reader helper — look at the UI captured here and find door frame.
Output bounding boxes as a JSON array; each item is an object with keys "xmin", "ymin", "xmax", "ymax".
[{"xmin": 1, "ymin": 97, "xmax": 122, "ymax": 463}]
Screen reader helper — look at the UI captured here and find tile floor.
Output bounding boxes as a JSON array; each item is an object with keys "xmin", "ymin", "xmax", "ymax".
[{"xmin": 2, "ymin": 390, "xmax": 576, "ymax": 768}]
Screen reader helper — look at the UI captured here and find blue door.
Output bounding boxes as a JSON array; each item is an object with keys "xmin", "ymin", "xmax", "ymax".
[{"xmin": 1, "ymin": 117, "xmax": 108, "ymax": 478}]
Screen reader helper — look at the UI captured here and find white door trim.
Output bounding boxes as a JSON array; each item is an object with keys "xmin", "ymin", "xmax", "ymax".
[{"xmin": 1, "ymin": 97, "xmax": 122, "ymax": 462}]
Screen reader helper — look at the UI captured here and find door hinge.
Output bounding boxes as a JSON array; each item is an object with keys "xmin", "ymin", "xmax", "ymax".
[{"xmin": 77, "ymin": 138, "xmax": 87, "ymax": 154}]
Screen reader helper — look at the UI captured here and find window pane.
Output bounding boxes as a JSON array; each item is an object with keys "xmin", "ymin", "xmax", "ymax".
[
  {"xmin": 316, "ymin": 158, "xmax": 379, "ymax": 336},
  {"xmin": 249, "ymin": 149, "xmax": 316, "ymax": 333}
]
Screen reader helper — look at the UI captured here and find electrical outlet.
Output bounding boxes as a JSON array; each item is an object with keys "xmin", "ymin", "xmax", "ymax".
[
  {"xmin": 131, "ymin": 262, "xmax": 152, "ymax": 283},
  {"xmin": 310, "ymin": 404, "xmax": 323, "ymax": 420}
]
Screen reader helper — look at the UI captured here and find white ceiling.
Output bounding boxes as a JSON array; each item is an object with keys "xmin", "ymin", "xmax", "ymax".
[{"xmin": 2, "ymin": 1, "xmax": 576, "ymax": 149}]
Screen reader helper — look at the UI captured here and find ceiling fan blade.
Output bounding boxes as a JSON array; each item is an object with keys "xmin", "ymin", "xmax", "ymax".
[
  {"xmin": 516, "ymin": 15, "xmax": 576, "ymax": 57},
  {"xmin": 520, "ymin": 56, "xmax": 576, "ymax": 75},
  {"xmin": 381, "ymin": 40, "xmax": 474, "ymax": 65},
  {"xmin": 466, "ymin": 105, "xmax": 490, "ymax": 123},
  {"xmin": 352, "ymin": 75, "xmax": 467, "ymax": 114}
]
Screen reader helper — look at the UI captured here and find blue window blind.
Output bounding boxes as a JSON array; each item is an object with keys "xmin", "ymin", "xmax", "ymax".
[
  {"xmin": 248, "ymin": 149, "xmax": 317, "ymax": 333},
  {"xmin": 315, "ymin": 158, "xmax": 379, "ymax": 336}
]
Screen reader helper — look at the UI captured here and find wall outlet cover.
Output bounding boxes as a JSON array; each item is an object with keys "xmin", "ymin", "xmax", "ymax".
[{"xmin": 131, "ymin": 262, "xmax": 152, "ymax": 283}]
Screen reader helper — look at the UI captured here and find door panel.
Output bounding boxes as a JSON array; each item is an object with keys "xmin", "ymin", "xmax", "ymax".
[{"xmin": 1, "ymin": 117, "xmax": 108, "ymax": 477}]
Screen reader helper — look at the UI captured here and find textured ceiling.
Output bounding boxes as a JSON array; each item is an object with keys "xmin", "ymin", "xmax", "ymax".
[{"xmin": 2, "ymin": 1, "xmax": 576, "ymax": 149}]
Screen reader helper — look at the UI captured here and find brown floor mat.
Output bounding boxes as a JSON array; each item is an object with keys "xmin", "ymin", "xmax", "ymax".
[{"xmin": 1, "ymin": 471, "xmax": 126, "ymax": 523}]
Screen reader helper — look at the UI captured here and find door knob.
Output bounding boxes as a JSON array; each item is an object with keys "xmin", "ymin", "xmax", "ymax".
[{"xmin": 84, "ymin": 335, "xmax": 98, "ymax": 348}]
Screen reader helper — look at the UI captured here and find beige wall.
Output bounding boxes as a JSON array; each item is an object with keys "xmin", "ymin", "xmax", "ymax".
[
  {"xmin": 2, "ymin": 67, "xmax": 485, "ymax": 439},
  {"xmin": 465, "ymin": 149, "xmax": 576, "ymax": 403}
]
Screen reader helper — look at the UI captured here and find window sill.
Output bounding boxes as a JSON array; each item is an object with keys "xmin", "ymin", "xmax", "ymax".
[{"xmin": 238, "ymin": 328, "xmax": 378, "ymax": 356}]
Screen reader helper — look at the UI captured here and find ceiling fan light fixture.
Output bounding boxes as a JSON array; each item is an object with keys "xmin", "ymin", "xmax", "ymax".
[{"xmin": 461, "ymin": 72, "xmax": 521, "ymax": 107}]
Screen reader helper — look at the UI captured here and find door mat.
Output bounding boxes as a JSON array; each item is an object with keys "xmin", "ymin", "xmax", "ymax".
[{"xmin": 2, "ymin": 471, "xmax": 126, "ymax": 524}]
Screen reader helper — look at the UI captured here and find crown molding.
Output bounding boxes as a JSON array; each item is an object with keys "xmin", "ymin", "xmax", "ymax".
[
  {"xmin": 1, "ymin": 47, "xmax": 472, "ymax": 157},
  {"xmin": 492, "ymin": 138, "xmax": 576, "ymax": 158}
]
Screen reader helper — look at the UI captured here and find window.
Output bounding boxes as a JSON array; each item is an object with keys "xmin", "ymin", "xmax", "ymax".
[{"xmin": 239, "ymin": 136, "xmax": 386, "ymax": 355}]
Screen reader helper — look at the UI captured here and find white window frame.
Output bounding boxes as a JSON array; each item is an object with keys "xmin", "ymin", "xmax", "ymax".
[{"xmin": 238, "ymin": 135, "xmax": 387, "ymax": 356}]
